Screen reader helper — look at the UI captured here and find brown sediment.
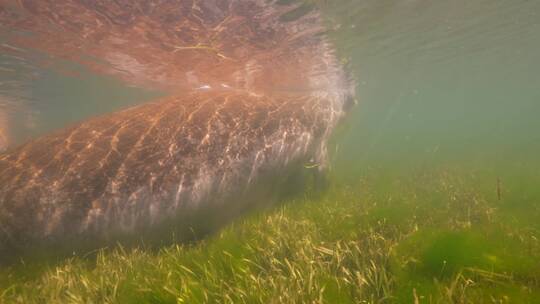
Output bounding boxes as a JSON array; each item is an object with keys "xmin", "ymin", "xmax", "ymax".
[{"xmin": 0, "ymin": 0, "xmax": 355, "ymax": 250}]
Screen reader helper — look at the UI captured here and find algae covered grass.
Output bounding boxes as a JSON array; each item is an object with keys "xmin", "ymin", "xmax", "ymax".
[{"xmin": 0, "ymin": 167, "xmax": 539, "ymax": 303}]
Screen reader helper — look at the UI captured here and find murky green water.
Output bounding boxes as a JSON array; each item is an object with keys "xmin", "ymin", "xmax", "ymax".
[
  {"xmin": 320, "ymin": 0, "xmax": 540, "ymax": 175},
  {"xmin": 0, "ymin": 53, "xmax": 160, "ymax": 147},
  {"xmin": 0, "ymin": 0, "xmax": 537, "ymax": 222},
  {"xmin": 3, "ymin": 0, "xmax": 538, "ymax": 171}
]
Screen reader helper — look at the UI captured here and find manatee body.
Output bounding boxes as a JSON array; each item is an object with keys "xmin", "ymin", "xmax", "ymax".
[{"xmin": 0, "ymin": 0, "xmax": 354, "ymax": 252}]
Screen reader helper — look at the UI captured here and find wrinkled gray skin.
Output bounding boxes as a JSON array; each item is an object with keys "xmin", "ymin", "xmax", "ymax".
[{"xmin": 0, "ymin": 0, "xmax": 355, "ymax": 253}]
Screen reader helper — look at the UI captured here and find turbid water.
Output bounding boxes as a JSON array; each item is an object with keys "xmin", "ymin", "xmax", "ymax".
[
  {"xmin": 0, "ymin": 0, "xmax": 539, "ymax": 251},
  {"xmin": 2, "ymin": 0, "xmax": 538, "ymax": 171},
  {"xmin": 320, "ymin": 0, "xmax": 540, "ymax": 174},
  {"xmin": 0, "ymin": 0, "xmax": 539, "ymax": 302}
]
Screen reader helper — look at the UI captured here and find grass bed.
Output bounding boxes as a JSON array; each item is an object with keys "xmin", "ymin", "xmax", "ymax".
[{"xmin": 1, "ymin": 168, "xmax": 539, "ymax": 303}]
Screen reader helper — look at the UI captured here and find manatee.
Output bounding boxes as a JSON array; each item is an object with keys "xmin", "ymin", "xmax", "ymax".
[
  {"xmin": 0, "ymin": 109, "xmax": 8, "ymax": 152},
  {"xmin": 0, "ymin": 0, "xmax": 355, "ymax": 255}
]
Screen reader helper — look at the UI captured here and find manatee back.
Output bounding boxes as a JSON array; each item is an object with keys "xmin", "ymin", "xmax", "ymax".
[{"xmin": 0, "ymin": 90, "xmax": 345, "ymax": 251}]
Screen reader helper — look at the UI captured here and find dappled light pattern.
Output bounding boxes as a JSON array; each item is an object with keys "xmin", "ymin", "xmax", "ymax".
[{"xmin": 0, "ymin": 0, "xmax": 354, "ymax": 250}]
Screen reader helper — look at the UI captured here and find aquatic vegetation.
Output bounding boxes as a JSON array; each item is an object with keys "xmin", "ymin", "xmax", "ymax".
[{"xmin": 1, "ymin": 168, "xmax": 538, "ymax": 303}]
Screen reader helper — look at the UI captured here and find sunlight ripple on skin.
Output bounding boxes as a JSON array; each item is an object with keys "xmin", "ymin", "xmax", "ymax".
[
  {"xmin": 0, "ymin": 0, "xmax": 355, "ymax": 251},
  {"xmin": 0, "ymin": 108, "xmax": 9, "ymax": 152}
]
